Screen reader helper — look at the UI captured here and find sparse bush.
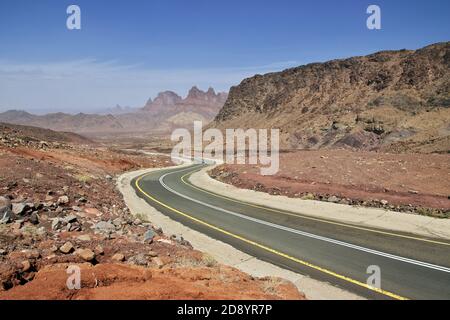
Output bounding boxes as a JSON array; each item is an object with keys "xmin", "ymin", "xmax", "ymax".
[{"xmin": 75, "ymin": 174, "xmax": 93, "ymax": 183}]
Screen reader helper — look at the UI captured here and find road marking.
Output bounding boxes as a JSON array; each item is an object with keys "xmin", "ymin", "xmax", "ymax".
[
  {"xmin": 181, "ymin": 167, "xmax": 450, "ymax": 247},
  {"xmin": 161, "ymin": 169, "xmax": 450, "ymax": 274},
  {"xmin": 135, "ymin": 169, "xmax": 409, "ymax": 300}
]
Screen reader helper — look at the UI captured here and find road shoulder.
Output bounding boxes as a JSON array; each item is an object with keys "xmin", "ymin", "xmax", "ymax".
[{"xmin": 189, "ymin": 166, "xmax": 450, "ymax": 241}]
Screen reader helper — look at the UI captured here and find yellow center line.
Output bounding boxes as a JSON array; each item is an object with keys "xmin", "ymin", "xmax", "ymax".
[
  {"xmin": 180, "ymin": 170, "xmax": 450, "ymax": 247},
  {"xmin": 135, "ymin": 170, "xmax": 409, "ymax": 300}
]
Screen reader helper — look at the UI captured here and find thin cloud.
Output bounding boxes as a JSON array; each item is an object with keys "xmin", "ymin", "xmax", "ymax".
[{"xmin": 0, "ymin": 59, "xmax": 299, "ymax": 113}]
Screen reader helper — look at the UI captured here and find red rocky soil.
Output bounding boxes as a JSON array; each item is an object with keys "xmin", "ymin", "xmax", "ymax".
[
  {"xmin": 210, "ymin": 150, "xmax": 450, "ymax": 218},
  {"xmin": 0, "ymin": 123, "xmax": 304, "ymax": 300}
]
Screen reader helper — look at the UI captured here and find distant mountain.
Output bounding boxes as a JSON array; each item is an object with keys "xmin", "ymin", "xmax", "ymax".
[
  {"xmin": 0, "ymin": 86, "xmax": 228, "ymax": 135},
  {"xmin": 96, "ymin": 105, "xmax": 138, "ymax": 115},
  {"xmin": 213, "ymin": 42, "xmax": 450, "ymax": 153},
  {"xmin": 142, "ymin": 86, "xmax": 228, "ymax": 121},
  {"xmin": 0, "ymin": 110, "xmax": 124, "ymax": 134}
]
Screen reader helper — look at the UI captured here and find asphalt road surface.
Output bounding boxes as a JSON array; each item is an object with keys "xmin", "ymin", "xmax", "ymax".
[{"xmin": 132, "ymin": 163, "xmax": 450, "ymax": 300}]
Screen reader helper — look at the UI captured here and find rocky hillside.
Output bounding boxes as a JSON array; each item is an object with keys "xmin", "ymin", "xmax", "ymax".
[
  {"xmin": 213, "ymin": 42, "xmax": 450, "ymax": 153},
  {"xmin": 0, "ymin": 111, "xmax": 125, "ymax": 135},
  {"xmin": 0, "ymin": 87, "xmax": 228, "ymax": 136},
  {"xmin": 0, "ymin": 122, "xmax": 94, "ymax": 147},
  {"xmin": 0, "ymin": 124, "xmax": 303, "ymax": 299}
]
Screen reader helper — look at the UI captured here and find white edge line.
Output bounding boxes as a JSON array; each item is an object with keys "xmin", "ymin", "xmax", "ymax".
[{"xmin": 151, "ymin": 166, "xmax": 450, "ymax": 274}]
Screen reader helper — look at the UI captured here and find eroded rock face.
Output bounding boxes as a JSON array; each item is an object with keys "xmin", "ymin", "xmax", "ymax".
[
  {"xmin": 213, "ymin": 42, "xmax": 450, "ymax": 153},
  {"xmin": 142, "ymin": 86, "xmax": 228, "ymax": 123},
  {"xmin": 0, "ymin": 197, "xmax": 12, "ymax": 216}
]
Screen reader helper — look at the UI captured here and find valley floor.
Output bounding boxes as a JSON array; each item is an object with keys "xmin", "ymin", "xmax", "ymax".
[{"xmin": 210, "ymin": 149, "xmax": 450, "ymax": 218}]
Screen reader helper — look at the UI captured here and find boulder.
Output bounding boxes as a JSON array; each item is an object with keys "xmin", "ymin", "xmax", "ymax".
[
  {"xmin": 63, "ymin": 214, "xmax": 78, "ymax": 224},
  {"xmin": 94, "ymin": 245, "xmax": 104, "ymax": 255},
  {"xmin": 128, "ymin": 254, "xmax": 147, "ymax": 266},
  {"xmin": 327, "ymin": 196, "xmax": 340, "ymax": 203},
  {"xmin": 51, "ymin": 218, "xmax": 64, "ymax": 230},
  {"xmin": 21, "ymin": 260, "xmax": 32, "ymax": 272},
  {"xmin": 0, "ymin": 196, "xmax": 12, "ymax": 215},
  {"xmin": 0, "ymin": 197, "xmax": 14, "ymax": 224},
  {"xmin": 76, "ymin": 249, "xmax": 95, "ymax": 262},
  {"xmin": 143, "ymin": 229, "xmax": 156, "ymax": 243},
  {"xmin": 59, "ymin": 242, "xmax": 74, "ymax": 254},
  {"xmin": 94, "ymin": 221, "xmax": 115, "ymax": 233},
  {"xmin": 12, "ymin": 203, "xmax": 28, "ymax": 215},
  {"xmin": 29, "ymin": 212, "xmax": 39, "ymax": 225},
  {"xmin": 112, "ymin": 253, "xmax": 125, "ymax": 262},
  {"xmin": 57, "ymin": 196, "xmax": 69, "ymax": 205}
]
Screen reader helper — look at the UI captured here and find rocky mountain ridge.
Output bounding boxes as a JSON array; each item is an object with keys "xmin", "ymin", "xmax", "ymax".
[{"xmin": 213, "ymin": 42, "xmax": 450, "ymax": 153}]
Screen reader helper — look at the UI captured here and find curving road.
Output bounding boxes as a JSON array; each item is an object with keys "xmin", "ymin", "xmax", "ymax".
[{"xmin": 132, "ymin": 163, "xmax": 450, "ymax": 300}]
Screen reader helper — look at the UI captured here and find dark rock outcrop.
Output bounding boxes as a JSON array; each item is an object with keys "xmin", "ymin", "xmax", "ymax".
[{"xmin": 213, "ymin": 42, "xmax": 450, "ymax": 153}]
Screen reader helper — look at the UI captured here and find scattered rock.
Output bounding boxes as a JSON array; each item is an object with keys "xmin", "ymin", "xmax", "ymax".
[
  {"xmin": 21, "ymin": 260, "xmax": 32, "ymax": 272},
  {"xmin": 143, "ymin": 229, "xmax": 156, "ymax": 243},
  {"xmin": 25, "ymin": 250, "xmax": 41, "ymax": 259},
  {"xmin": 77, "ymin": 197, "xmax": 87, "ymax": 204},
  {"xmin": 84, "ymin": 207, "xmax": 103, "ymax": 217},
  {"xmin": 76, "ymin": 249, "xmax": 95, "ymax": 262},
  {"xmin": 301, "ymin": 193, "xmax": 315, "ymax": 200},
  {"xmin": 94, "ymin": 221, "xmax": 115, "ymax": 233},
  {"xmin": 128, "ymin": 254, "xmax": 147, "ymax": 266},
  {"xmin": 51, "ymin": 218, "xmax": 63, "ymax": 230},
  {"xmin": 94, "ymin": 245, "xmax": 104, "ymax": 255},
  {"xmin": 29, "ymin": 212, "xmax": 39, "ymax": 225},
  {"xmin": 12, "ymin": 203, "xmax": 27, "ymax": 215},
  {"xmin": 43, "ymin": 201, "xmax": 53, "ymax": 207},
  {"xmin": 112, "ymin": 253, "xmax": 125, "ymax": 262},
  {"xmin": 171, "ymin": 234, "xmax": 192, "ymax": 247},
  {"xmin": 76, "ymin": 234, "xmax": 91, "ymax": 242},
  {"xmin": 59, "ymin": 241, "xmax": 74, "ymax": 254},
  {"xmin": 327, "ymin": 196, "xmax": 340, "ymax": 203},
  {"xmin": 380, "ymin": 199, "xmax": 389, "ymax": 206},
  {"xmin": 0, "ymin": 196, "xmax": 12, "ymax": 215},
  {"xmin": 57, "ymin": 195, "xmax": 69, "ymax": 205},
  {"xmin": 63, "ymin": 214, "xmax": 78, "ymax": 224},
  {"xmin": 1, "ymin": 211, "xmax": 15, "ymax": 224},
  {"xmin": 0, "ymin": 202, "xmax": 15, "ymax": 224},
  {"xmin": 152, "ymin": 257, "xmax": 164, "ymax": 269},
  {"xmin": 112, "ymin": 218, "xmax": 124, "ymax": 228}
]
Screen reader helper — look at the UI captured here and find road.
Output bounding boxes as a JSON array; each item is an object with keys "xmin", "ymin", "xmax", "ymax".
[{"xmin": 132, "ymin": 163, "xmax": 450, "ymax": 300}]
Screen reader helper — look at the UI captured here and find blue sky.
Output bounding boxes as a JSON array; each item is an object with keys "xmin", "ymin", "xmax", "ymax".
[{"xmin": 0, "ymin": 0, "xmax": 449, "ymax": 113}]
